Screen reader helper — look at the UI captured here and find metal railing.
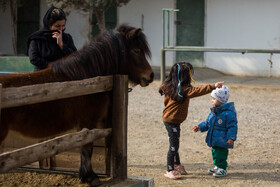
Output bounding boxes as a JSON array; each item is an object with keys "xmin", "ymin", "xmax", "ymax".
[{"xmin": 161, "ymin": 8, "xmax": 280, "ymax": 82}]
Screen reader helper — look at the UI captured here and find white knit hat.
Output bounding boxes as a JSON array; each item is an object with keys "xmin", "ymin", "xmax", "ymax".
[{"xmin": 211, "ymin": 85, "xmax": 230, "ymax": 104}]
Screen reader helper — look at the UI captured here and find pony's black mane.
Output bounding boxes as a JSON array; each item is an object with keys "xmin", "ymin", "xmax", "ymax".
[{"xmin": 51, "ymin": 24, "xmax": 151, "ymax": 81}]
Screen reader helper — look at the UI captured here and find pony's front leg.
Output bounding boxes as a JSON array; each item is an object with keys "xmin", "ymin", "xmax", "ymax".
[
  {"xmin": 79, "ymin": 143, "xmax": 100, "ymax": 186},
  {"xmin": 0, "ymin": 124, "xmax": 9, "ymax": 149}
]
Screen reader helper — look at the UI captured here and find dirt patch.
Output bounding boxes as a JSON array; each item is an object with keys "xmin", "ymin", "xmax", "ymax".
[{"xmin": 0, "ymin": 79, "xmax": 280, "ymax": 186}]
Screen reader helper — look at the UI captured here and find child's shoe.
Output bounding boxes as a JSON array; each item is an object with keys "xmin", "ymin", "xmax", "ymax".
[
  {"xmin": 213, "ymin": 168, "xmax": 227, "ymax": 178},
  {"xmin": 164, "ymin": 170, "xmax": 182, "ymax": 179},
  {"xmin": 208, "ymin": 166, "xmax": 218, "ymax": 174},
  {"xmin": 174, "ymin": 164, "xmax": 188, "ymax": 175}
]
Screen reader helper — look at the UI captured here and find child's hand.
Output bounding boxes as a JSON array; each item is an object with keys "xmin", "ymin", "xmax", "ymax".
[
  {"xmin": 193, "ymin": 125, "xmax": 200, "ymax": 132},
  {"xmin": 214, "ymin": 82, "xmax": 224, "ymax": 88},
  {"xmin": 227, "ymin": 139, "xmax": 234, "ymax": 146}
]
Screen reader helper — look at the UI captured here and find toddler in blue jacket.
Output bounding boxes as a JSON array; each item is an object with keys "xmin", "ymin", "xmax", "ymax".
[{"xmin": 193, "ymin": 85, "xmax": 238, "ymax": 177}]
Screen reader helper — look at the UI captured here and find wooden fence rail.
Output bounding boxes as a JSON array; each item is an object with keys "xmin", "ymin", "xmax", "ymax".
[
  {"xmin": 0, "ymin": 75, "xmax": 128, "ymax": 179},
  {"xmin": 1, "ymin": 75, "xmax": 113, "ymax": 108},
  {"xmin": 0, "ymin": 128, "xmax": 112, "ymax": 173}
]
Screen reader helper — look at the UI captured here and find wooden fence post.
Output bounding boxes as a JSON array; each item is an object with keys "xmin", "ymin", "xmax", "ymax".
[
  {"xmin": 111, "ymin": 75, "xmax": 128, "ymax": 179},
  {"xmin": 0, "ymin": 84, "xmax": 2, "ymax": 118}
]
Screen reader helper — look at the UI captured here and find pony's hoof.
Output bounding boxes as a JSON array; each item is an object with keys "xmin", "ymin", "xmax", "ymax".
[
  {"xmin": 79, "ymin": 171, "xmax": 100, "ymax": 186},
  {"xmin": 90, "ymin": 178, "xmax": 101, "ymax": 187}
]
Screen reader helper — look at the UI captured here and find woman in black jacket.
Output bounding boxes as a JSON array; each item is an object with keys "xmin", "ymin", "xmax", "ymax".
[{"xmin": 27, "ymin": 6, "xmax": 77, "ymax": 71}]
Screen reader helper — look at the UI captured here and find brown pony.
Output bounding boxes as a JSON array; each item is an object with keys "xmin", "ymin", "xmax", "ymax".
[{"xmin": 0, "ymin": 24, "xmax": 154, "ymax": 185}]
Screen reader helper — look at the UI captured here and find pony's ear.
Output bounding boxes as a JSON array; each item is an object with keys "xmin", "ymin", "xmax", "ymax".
[
  {"xmin": 127, "ymin": 28, "xmax": 142, "ymax": 39},
  {"xmin": 134, "ymin": 28, "xmax": 142, "ymax": 37}
]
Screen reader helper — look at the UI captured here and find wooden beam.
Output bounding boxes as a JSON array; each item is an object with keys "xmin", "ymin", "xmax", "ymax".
[
  {"xmin": 0, "ymin": 128, "xmax": 112, "ymax": 173},
  {"xmin": 1, "ymin": 76, "xmax": 113, "ymax": 108},
  {"xmin": 111, "ymin": 75, "xmax": 128, "ymax": 179}
]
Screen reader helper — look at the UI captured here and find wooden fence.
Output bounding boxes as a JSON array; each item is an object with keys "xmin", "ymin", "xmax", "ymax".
[{"xmin": 0, "ymin": 75, "xmax": 128, "ymax": 179}]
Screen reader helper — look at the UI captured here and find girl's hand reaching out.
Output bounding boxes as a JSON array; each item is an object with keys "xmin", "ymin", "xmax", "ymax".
[{"xmin": 214, "ymin": 81, "xmax": 224, "ymax": 88}]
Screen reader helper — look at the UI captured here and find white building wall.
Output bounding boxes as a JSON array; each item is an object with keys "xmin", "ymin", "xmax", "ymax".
[
  {"xmin": 119, "ymin": 0, "xmax": 176, "ymax": 67},
  {"xmin": 205, "ymin": 0, "xmax": 280, "ymax": 77},
  {"xmin": 2, "ymin": 0, "xmax": 280, "ymax": 77}
]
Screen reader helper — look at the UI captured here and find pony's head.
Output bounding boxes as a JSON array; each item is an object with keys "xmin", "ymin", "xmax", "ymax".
[{"xmin": 117, "ymin": 24, "xmax": 154, "ymax": 86}]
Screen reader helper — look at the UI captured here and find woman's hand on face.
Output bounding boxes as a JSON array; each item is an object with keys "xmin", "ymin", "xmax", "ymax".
[{"xmin": 52, "ymin": 30, "xmax": 63, "ymax": 49}]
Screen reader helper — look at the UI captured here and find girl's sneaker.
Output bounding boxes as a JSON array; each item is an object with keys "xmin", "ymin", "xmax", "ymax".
[
  {"xmin": 174, "ymin": 164, "xmax": 188, "ymax": 175},
  {"xmin": 213, "ymin": 168, "xmax": 227, "ymax": 178},
  {"xmin": 208, "ymin": 166, "xmax": 219, "ymax": 174},
  {"xmin": 164, "ymin": 170, "xmax": 182, "ymax": 179}
]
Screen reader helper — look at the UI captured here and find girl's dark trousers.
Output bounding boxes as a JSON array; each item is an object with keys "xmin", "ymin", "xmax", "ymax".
[{"xmin": 164, "ymin": 122, "xmax": 181, "ymax": 172}]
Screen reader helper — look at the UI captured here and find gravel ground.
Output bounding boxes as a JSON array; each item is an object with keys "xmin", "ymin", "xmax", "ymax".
[
  {"xmin": 127, "ymin": 79, "xmax": 280, "ymax": 187},
  {"xmin": 0, "ymin": 69, "xmax": 280, "ymax": 186}
]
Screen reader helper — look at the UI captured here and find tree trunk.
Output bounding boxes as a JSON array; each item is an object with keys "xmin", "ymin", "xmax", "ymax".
[
  {"xmin": 10, "ymin": 0, "xmax": 17, "ymax": 55},
  {"xmin": 93, "ymin": 5, "xmax": 106, "ymax": 32}
]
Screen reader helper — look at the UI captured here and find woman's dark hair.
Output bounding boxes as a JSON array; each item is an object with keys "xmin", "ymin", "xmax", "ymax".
[
  {"xmin": 159, "ymin": 61, "xmax": 194, "ymax": 102},
  {"xmin": 43, "ymin": 6, "xmax": 66, "ymax": 29}
]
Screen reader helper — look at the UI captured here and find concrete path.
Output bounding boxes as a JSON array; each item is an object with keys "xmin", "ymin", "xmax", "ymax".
[{"xmin": 154, "ymin": 67, "xmax": 280, "ymax": 88}]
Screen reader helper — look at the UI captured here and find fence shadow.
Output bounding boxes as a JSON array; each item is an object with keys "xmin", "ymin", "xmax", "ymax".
[{"xmin": 128, "ymin": 162, "xmax": 280, "ymax": 182}]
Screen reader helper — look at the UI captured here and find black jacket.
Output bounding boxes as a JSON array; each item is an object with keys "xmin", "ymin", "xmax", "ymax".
[
  {"xmin": 26, "ymin": 6, "xmax": 77, "ymax": 71},
  {"xmin": 27, "ymin": 31, "xmax": 77, "ymax": 71}
]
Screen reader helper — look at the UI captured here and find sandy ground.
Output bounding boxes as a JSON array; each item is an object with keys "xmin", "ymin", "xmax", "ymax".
[{"xmin": 0, "ymin": 69, "xmax": 280, "ymax": 186}]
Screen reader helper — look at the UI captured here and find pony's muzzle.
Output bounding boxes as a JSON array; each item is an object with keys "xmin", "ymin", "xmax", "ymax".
[{"xmin": 141, "ymin": 72, "xmax": 154, "ymax": 86}]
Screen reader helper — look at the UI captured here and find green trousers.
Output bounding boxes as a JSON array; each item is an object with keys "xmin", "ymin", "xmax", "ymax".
[{"xmin": 212, "ymin": 146, "xmax": 229, "ymax": 170}]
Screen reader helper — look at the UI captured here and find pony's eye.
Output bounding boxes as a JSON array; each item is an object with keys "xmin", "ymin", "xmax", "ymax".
[{"xmin": 133, "ymin": 49, "xmax": 141, "ymax": 54}]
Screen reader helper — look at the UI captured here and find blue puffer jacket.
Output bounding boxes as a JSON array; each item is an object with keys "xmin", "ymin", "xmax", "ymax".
[{"xmin": 198, "ymin": 102, "xmax": 238, "ymax": 149}]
